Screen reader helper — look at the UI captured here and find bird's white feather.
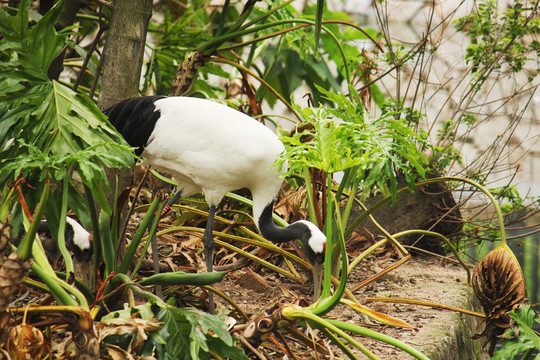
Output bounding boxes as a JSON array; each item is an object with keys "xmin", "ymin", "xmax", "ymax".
[{"xmin": 144, "ymin": 97, "xmax": 285, "ymax": 218}]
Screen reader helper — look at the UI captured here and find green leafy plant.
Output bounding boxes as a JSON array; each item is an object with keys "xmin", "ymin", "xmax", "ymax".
[
  {"xmin": 277, "ymin": 85, "xmax": 428, "ymax": 203},
  {"xmin": 455, "ymin": 0, "xmax": 540, "ymax": 80},
  {"xmin": 492, "ymin": 305, "xmax": 540, "ymax": 360},
  {"xmin": 99, "ymin": 299, "xmax": 248, "ymax": 359},
  {"xmin": 0, "ymin": 0, "xmax": 134, "ymax": 230},
  {"xmin": 263, "ymin": 84, "xmax": 433, "ymax": 358},
  {"xmin": 143, "ymin": 0, "xmax": 381, "ymax": 108},
  {"xmin": 0, "ymin": 3, "xmax": 239, "ymax": 357}
]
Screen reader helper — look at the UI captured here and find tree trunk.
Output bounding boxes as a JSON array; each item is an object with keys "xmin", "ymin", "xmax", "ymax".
[
  {"xmin": 97, "ymin": 0, "xmax": 153, "ymax": 264},
  {"xmin": 98, "ymin": 0, "xmax": 152, "ymax": 109},
  {"xmin": 349, "ymin": 175, "xmax": 463, "ymax": 255}
]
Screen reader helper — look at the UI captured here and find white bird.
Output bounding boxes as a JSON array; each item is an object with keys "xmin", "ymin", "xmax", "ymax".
[{"xmin": 104, "ymin": 96, "xmax": 326, "ymax": 312}]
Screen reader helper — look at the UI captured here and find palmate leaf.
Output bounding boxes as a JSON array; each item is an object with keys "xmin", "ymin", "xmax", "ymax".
[
  {"xmin": 36, "ymin": 82, "xmax": 133, "ymax": 165},
  {"xmin": 0, "ymin": 81, "xmax": 134, "ymax": 192},
  {"xmin": 0, "ymin": 0, "xmax": 65, "ymax": 84},
  {"xmin": 277, "ymin": 86, "xmax": 427, "ymax": 201},
  {"xmin": 0, "ymin": 0, "xmax": 134, "ymax": 217},
  {"xmin": 153, "ymin": 306, "xmax": 249, "ymax": 360},
  {"xmin": 492, "ymin": 305, "xmax": 540, "ymax": 360}
]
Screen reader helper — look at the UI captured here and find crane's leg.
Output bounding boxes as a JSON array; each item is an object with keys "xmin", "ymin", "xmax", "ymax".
[
  {"xmin": 203, "ymin": 205, "xmax": 216, "ymax": 314},
  {"xmin": 149, "ymin": 191, "xmax": 183, "ymax": 299}
]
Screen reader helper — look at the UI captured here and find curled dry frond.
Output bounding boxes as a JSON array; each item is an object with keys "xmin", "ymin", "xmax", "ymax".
[
  {"xmin": 242, "ymin": 302, "xmax": 292, "ymax": 349},
  {"xmin": 0, "ymin": 222, "xmax": 10, "ymax": 254},
  {"xmin": 5, "ymin": 324, "xmax": 51, "ymax": 359},
  {"xmin": 472, "ymin": 244, "xmax": 527, "ymax": 355},
  {"xmin": 72, "ymin": 320, "xmax": 100, "ymax": 360},
  {"xmin": 0, "ymin": 252, "xmax": 33, "ymax": 314}
]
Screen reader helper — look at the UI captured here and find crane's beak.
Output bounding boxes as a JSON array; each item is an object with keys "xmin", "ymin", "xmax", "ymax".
[{"xmin": 312, "ymin": 253, "xmax": 324, "ymax": 301}]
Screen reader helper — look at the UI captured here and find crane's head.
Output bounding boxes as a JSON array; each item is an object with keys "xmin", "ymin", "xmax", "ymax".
[
  {"xmin": 295, "ymin": 220, "xmax": 326, "ymax": 300},
  {"xmin": 256, "ymin": 203, "xmax": 326, "ymax": 299}
]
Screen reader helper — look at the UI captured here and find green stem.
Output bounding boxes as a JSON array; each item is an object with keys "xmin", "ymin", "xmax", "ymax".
[
  {"xmin": 340, "ymin": 173, "xmax": 360, "ymax": 230},
  {"xmin": 0, "ymin": 186, "xmax": 15, "ymax": 222},
  {"xmin": 30, "ymin": 262, "xmax": 80, "ymax": 307},
  {"xmin": 345, "ymin": 186, "xmax": 409, "ymax": 240},
  {"xmin": 57, "ymin": 179, "xmax": 74, "ymax": 279},
  {"xmin": 283, "ymin": 307, "xmax": 379, "ymax": 359},
  {"xmin": 153, "ymin": 226, "xmax": 306, "ymax": 283},
  {"xmin": 240, "ymin": 0, "xmax": 296, "ymax": 30},
  {"xmin": 167, "ymin": 202, "xmax": 304, "ymax": 277},
  {"xmin": 99, "ymin": 212, "xmax": 115, "ymax": 277},
  {"xmin": 311, "ymin": 185, "xmax": 349, "ymax": 316},
  {"xmin": 424, "ymin": 177, "xmax": 506, "ymax": 245},
  {"xmin": 318, "ymin": 327, "xmax": 360, "ymax": 360},
  {"xmin": 253, "ymin": 35, "xmax": 285, "ymax": 102},
  {"xmin": 393, "ymin": 229, "xmax": 471, "ymax": 284},
  {"xmin": 347, "ymin": 238, "xmax": 388, "ymax": 274},
  {"xmin": 218, "ymin": 19, "xmax": 351, "ymax": 84},
  {"xmin": 214, "ymin": 238, "xmax": 303, "ymax": 283},
  {"xmin": 320, "ymin": 176, "xmax": 334, "ymax": 300},
  {"xmin": 83, "ymin": 184, "xmax": 101, "ymax": 290},
  {"xmin": 18, "ymin": 180, "xmax": 49, "ymax": 260},
  {"xmin": 113, "ymin": 273, "xmax": 167, "ymax": 306},
  {"xmin": 302, "ymin": 167, "xmax": 319, "ymax": 225},
  {"xmin": 519, "ymin": 347, "xmax": 534, "ymax": 360},
  {"xmin": 119, "ymin": 196, "xmax": 160, "ymax": 275},
  {"xmin": 201, "ymin": 285, "xmax": 249, "ymax": 321},
  {"xmin": 325, "ymin": 319, "xmax": 429, "ymax": 360},
  {"xmin": 215, "ymin": 0, "xmax": 230, "ymax": 36},
  {"xmin": 225, "ymin": 192, "xmax": 288, "ymax": 226},
  {"xmin": 199, "ymin": 19, "xmax": 295, "ymax": 53},
  {"xmin": 130, "ymin": 201, "xmax": 166, "ymax": 278}
]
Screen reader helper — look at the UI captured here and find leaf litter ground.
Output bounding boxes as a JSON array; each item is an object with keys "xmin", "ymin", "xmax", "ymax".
[{"xmin": 137, "ymin": 207, "xmax": 483, "ymax": 359}]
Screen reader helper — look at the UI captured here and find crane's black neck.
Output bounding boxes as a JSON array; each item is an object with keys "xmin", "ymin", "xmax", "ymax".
[{"xmin": 258, "ymin": 202, "xmax": 307, "ymax": 244}]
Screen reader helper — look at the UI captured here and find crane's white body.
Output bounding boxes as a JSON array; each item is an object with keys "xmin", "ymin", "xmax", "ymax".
[
  {"xmin": 144, "ymin": 97, "xmax": 285, "ymax": 227},
  {"xmin": 105, "ymin": 96, "xmax": 326, "ymax": 309}
]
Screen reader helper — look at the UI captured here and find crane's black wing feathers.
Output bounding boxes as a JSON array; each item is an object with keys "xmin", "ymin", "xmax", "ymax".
[{"xmin": 104, "ymin": 96, "xmax": 166, "ymax": 156}]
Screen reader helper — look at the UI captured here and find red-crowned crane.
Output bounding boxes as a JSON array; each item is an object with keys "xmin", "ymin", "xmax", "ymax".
[{"xmin": 104, "ymin": 96, "xmax": 326, "ymax": 312}]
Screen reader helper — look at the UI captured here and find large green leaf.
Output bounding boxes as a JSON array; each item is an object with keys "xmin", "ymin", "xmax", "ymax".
[
  {"xmin": 0, "ymin": 0, "xmax": 65, "ymax": 84},
  {"xmin": 492, "ymin": 305, "xmax": 540, "ymax": 360},
  {"xmin": 276, "ymin": 85, "xmax": 427, "ymax": 201},
  {"xmin": 0, "ymin": 0, "xmax": 134, "ymax": 218},
  {"xmin": 0, "ymin": 81, "xmax": 134, "ymax": 185},
  {"xmin": 153, "ymin": 306, "xmax": 249, "ymax": 360}
]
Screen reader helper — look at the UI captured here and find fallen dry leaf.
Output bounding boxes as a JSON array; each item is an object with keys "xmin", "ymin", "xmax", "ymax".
[
  {"xmin": 342, "ymin": 299, "xmax": 417, "ymax": 329},
  {"xmin": 274, "ymin": 187, "xmax": 308, "ymax": 223},
  {"xmin": 98, "ymin": 317, "xmax": 163, "ymax": 351}
]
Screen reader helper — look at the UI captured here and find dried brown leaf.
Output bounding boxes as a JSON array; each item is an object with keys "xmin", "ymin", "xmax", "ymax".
[
  {"xmin": 101, "ymin": 343, "xmax": 134, "ymax": 360},
  {"xmin": 342, "ymin": 299, "xmax": 417, "ymax": 329},
  {"xmin": 98, "ymin": 317, "xmax": 163, "ymax": 351},
  {"xmin": 274, "ymin": 187, "xmax": 307, "ymax": 223}
]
